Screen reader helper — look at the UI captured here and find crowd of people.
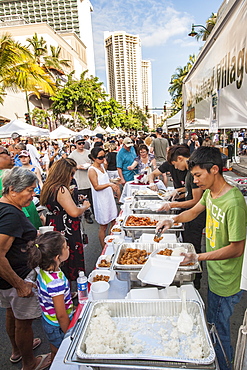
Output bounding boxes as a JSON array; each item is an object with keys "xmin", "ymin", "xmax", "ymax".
[{"xmin": 0, "ymin": 127, "xmax": 246, "ymax": 370}]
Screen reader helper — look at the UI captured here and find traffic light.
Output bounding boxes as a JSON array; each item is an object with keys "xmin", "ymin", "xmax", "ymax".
[
  {"xmin": 164, "ymin": 104, "xmax": 167, "ymax": 113},
  {"xmin": 25, "ymin": 112, "xmax": 31, "ymax": 124},
  {"xmin": 145, "ymin": 105, "xmax": 148, "ymax": 114}
]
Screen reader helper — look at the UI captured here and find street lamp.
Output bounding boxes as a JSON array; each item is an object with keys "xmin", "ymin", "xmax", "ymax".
[{"xmin": 188, "ymin": 24, "xmax": 210, "ymax": 37}]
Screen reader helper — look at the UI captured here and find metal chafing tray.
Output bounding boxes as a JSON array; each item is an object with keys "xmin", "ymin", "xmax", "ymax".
[
  {"xmin": 123, "ymin": 214, "xmax": 184, "ymax": 231},
  {"xmin": 68, "ymin": 300, "xmax": 215, "ymax": 366},
  {"xmin": 130, "ymin": 200, "xmax": 180, "ymax": 214},
  {"xmin": 111, "ymin": 243, "xmax": 201, "ymax": 284}
]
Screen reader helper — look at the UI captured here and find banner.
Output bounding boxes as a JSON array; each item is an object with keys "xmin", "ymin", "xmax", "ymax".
[{"xmin": 184, "ymin": 0, "xmax": 247, "ymax": 130}]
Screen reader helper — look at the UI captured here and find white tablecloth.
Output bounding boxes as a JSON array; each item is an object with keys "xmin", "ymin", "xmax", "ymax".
[{"xmin": 120, "ymin": 180, "xmax": 166, "ymax": 203}]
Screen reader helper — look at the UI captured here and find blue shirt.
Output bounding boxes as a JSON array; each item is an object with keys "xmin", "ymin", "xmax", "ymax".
[
  {"xmin": 116, "ymin": 146, "xmax": 137, "ymax": 181},
  {"xmin": 14, "ymin": 155, "xmax": 22, "ymax": 167}
]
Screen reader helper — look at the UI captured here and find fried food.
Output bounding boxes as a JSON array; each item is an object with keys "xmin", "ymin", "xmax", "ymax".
[
  {"xmin": 125, "ymin": 215, "xmax": 158, "ymax": 227},
  {"xmin": 92, "ymin": 274, "xmax": 110, "ymax": 282},
  {"xmin": 112, "ymin": 228, "xmax": 121, "ymax": 232},
  {"xmin": 153, "ymin": 236, "xmax": 163, "ymax": 243},
  {"xmin": 118, "ymin": 248, "xmax": 149, "ymax": 265},
  {"xmin": 98, "ymin": 259, "xmax": 111, "ymax": 268},
  {"xmin": 157, "ymin": 248, "xmax": 173, "ymax": 256}
]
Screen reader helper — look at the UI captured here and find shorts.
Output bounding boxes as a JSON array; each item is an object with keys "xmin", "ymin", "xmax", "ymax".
[
  {"xmin": 42, "ymin": 317, "xmax": 64, "ymax": 348},
  {"xmin": 0, "ymin": 286, "xmax": 41, "ymax": 320}
]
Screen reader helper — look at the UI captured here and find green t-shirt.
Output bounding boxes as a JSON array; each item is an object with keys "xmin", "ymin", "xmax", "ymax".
[{"xmin": 200, "ymin": 187, "xmax": 247, "ymax": 297}]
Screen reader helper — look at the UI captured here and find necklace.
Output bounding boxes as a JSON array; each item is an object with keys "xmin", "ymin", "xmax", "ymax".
[{"xmin": 211, "ymin": 181, "xmax": 227, "ymax": 198}]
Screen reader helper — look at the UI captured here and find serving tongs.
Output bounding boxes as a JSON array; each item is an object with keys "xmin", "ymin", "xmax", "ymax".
[{"xmin": 153, "ymin": 225, "xmax": 165, "ymax": 242}]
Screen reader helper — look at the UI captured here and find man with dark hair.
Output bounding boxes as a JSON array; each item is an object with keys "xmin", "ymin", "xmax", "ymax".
[
  {"xmin": 158, "ymin": 145, "xmax": 206, "ymax": 290},
  {"xmin": 157, "ymin": 146, "xmax": 247, "ymax": 370}
]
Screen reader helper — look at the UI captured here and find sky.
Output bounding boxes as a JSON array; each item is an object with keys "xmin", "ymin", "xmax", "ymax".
[{"xmin": 90, "ymin": 0, "xmax": 223, "ymax": 112}]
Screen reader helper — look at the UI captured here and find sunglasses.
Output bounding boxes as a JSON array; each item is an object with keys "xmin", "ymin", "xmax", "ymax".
[
  {"xmin": 77, "ymin": 141, "xmax": 85, "ymax": 145},
  {"xmin": 96, "ymin": 155, "xmax": 106, "ymax": 160},
  {"xmin": 0, "ymin": 148, "xmax": 10, "ymax": 156}
]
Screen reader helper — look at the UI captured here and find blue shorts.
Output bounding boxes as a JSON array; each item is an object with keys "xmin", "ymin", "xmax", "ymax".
[{"xmin": 42, "ymin": 317, "xmax": 64, "ymax": 349}]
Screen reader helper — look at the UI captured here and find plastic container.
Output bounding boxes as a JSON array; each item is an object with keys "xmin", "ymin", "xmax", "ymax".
[
  {"xmin": 90, "ymin": 281, "xmax": 110, "ymax": 300},
  {"xmin": 39, "ymin": 226, "xmax": 54, "ymax": 234},
  {"xmin": 77, "ymin": 271, "xmax": 88, "ymax": 304}
]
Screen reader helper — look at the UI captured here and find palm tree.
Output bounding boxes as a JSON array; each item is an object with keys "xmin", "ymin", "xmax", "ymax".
[
  {"xmin": 44, "ymin": 45, "xmax": 71, "ymax": 72},
  {"xmin": 0, "ymin": 33, "xmax": 56, "ymax": 105},
  {"xmin": 26, "ymin": 33, "xmax": 47, "ymax": 65},
  {"xmin": 195, "ymin": 13, "xmax": 217, "ymax": 41},
  {"xmin": 168, "ymin": 54, "xmax": 196, "ymax": 111}
]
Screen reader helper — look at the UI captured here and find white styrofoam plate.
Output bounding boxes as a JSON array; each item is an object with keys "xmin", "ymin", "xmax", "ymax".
[
  {"xmin": 125, "ymin": 287, "xmax": 159, "ymax": 300},
  {"xmin": 137, "ymin": 255, "xmax": 184, "ymax": 287}
]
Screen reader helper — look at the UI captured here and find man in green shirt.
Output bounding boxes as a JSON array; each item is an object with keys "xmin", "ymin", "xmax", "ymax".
[{"xmin": 157, "ymin": 146, "xmax": 247, "ymax": 370}]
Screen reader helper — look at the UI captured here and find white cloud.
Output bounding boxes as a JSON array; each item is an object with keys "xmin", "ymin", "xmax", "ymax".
[{"xmin": 91, "ymin": 0, "xmax": 194, "ymax": 71}]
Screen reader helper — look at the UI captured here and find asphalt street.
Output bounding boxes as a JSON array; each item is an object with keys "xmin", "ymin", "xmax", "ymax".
[{"xmin": 0, "ymin": 171, "xmax": 247, "ymax": 368}]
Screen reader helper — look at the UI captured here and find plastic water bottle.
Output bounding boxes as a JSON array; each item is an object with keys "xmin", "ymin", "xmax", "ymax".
[{"xmin": 77, "ymin": 271, "xmax": 88, "ymax": 303}]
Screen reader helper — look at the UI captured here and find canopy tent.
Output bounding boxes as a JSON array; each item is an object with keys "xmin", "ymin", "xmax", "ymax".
[
  {"xmin": 78, "ymin": 128, "xmax": 94, "ymax": 136},
  {"xmin": 93, "ymin": 125, "xmax": 106, "ymax": 134},
  {"xmin": 166, "ymin": 111, "xmax": 181, "ymax": 127},
  {"xmin": 105, "ymin": 126, "xmax": 115, "ymax": 134},
  {"xmin": 0, "ymin": 119, "xmax": 49, "ymax": 138},
  {"xmin": 49, "ymin": 125, "xmax": 75, "ymax": 139}
]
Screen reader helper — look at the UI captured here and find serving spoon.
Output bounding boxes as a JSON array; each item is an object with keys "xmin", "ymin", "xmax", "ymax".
[{"xmin": 177, "ymin": 289, "xmax": 193, "ymax": 334}]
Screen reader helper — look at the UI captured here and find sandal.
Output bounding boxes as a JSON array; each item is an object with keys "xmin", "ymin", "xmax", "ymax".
[
  {"xmin": 10, "ymin": 337, "xmax": 41, "ymax": 363},
  {"xmin": 21, "ymin": 353, "xmax": 51, "ymax": 370}
]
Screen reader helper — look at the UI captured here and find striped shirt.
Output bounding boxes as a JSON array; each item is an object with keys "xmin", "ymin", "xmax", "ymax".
[{"xmin": 36, "ymin": 268, "xmax": 73, "ymax": 326}]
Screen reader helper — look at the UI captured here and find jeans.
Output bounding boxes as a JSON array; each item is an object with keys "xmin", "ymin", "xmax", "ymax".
[
  {"xmin": 42, "ymin": 317, "xmax": 64, "ymax": 349},
  {"xmin": 207, "ymin": 289, "xmax": 243, "ymax": 370}
]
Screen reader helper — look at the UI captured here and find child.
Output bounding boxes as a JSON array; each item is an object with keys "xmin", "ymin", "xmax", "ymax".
[{"xmin": 27, "ymin": 231, "xmax": 73, "ymax": 361}]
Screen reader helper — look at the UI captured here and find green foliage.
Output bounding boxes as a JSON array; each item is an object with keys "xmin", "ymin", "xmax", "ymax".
[
  {"xmin": 0, "ymin": 33, "xmax": 56, "ymax": 105},
  {"xmin": 168, "ymin": 54, "xmax": 196, "ymax": 112},
  {"xmin": 195, "ymin": 13, "xmax": 217, "ymax": 41},
  {"xmin": 31, "ymin": 107, "xmax": 51, "ymax": 128}
]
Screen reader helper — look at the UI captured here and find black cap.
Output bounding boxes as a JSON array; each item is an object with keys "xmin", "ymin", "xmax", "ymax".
[
  {"xmin": 96, "ymin": 133, "xmax": 103, "ymax": 140},
  {"xmin": 156, "ymin": 127, "xmax": 163, "ymax": 133}
]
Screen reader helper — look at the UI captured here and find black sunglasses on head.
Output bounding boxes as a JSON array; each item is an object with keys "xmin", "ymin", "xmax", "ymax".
[
  {"xmin": 77, "ymin": 141, "xmax": 85, "ymax": 145},
  {"xmin": 0, "ymin": 148, "xmax": 10, "ymax": 156},
  {"xmin": 96, "ymin": 155, "xmax": 105, "ymax": 160}
]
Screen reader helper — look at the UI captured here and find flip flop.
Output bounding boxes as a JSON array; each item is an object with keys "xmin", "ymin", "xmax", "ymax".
[
  {"xmin": 21, "ymin": 353, "xmax": 51, "ymax": 370},
  {"xmin": 10, "ymin": 337, "xmax": 41, "ymax": 363}
]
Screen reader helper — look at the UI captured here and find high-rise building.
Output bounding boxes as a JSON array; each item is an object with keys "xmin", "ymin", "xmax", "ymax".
[
  {"xmin": 142, "ymin": 60, "xmax": 152, "ymax": 113},
  {"xmin": 0, "ymin": 0, "xmax": 95, "ymax": 75},
  {"xmin": 104, "ymin": 31, "xmax": 152, "ymax": 111}
]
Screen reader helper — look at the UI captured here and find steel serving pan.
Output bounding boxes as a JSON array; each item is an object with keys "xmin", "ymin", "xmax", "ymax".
[
  {"xmin": 122, "ymin": 214, "xmax": 183, "ymax": 231},
  {"xmin": 130, "ymin": 200, "xmax": 180, "ymax": 214},
  {"xmin": 75, "ymin": 299, "xmax": 215, "ymax": 365},
  {"xmin": 112, "ymin": 243, "xmax": 199, "ymax": 272}
]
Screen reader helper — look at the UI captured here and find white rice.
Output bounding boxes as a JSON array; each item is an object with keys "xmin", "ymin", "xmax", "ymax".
[{"xmin": 84, "ymin": 305, "xmax": 205, "ymax": 360}]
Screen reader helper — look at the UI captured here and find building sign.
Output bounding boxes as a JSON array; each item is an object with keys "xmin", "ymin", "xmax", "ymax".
[{"xmin": 184, "ymin": 0, "xmax": 247, "ymax": 130}]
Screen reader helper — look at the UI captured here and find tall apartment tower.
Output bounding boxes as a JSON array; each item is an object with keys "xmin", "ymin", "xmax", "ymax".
[
  {"xmin": 104, "ymin": 31, "xmax": 145, "ymax": 109},
  {"xmin": 0, "ymin": 0, "xmax": 95, "ymax": 76},
  {"xmin": 142, "ymin": 60, "xmax": 152, "ymax": 113}
]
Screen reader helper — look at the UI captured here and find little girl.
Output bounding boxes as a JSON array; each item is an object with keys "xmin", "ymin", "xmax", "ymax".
[{"xmin": 28, "ymin": 231, "xmax": 73, "ymax": 361}]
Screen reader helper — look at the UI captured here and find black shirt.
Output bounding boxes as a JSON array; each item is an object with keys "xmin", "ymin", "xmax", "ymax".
[
  {"xmin": 106, "ymin": 152, "xmax": 117, "ymax": 171},
  {"xmin": 158, "ymin": 161, "xmax": 187, "ymax": 189},
  {"xmin": 185, "ymin": 171, "xmax": 199, "ymax": 201},
  {"xmin": 0, "ymin": 203, "xmax": 37, "ymax": 290}
]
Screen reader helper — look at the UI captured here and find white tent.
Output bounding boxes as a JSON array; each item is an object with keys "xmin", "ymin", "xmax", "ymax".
[
  {"xmin": 105, "ymin": 126, "xmax": 115, "ymax": 134},
  {"xmin": 0, "ymin": 119, "xmax": 50, "ymax": 138},
  {"xmin": 166, "ymin": 111, "xmax": 181, "ymax": 129},
  {"xmin": 50, "ymin": 125, "xmax": 75, "ymax": 139},
  {"xmin": 93, "ymin": 125, "xmax": 106, "ymax": 134},
  {"xmin": 78, "ymin": 128, "xmax": 93, "ymax": 136}
]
